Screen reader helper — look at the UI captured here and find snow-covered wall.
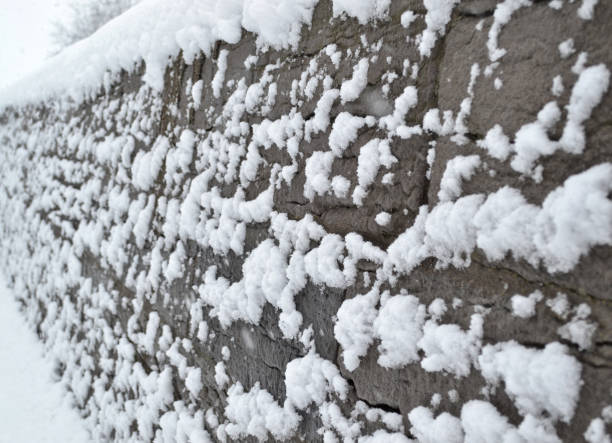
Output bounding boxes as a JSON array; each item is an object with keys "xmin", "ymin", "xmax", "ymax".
[{"xmin": 0, "ymin": 0, "xmax": 611, "ymax": 441}]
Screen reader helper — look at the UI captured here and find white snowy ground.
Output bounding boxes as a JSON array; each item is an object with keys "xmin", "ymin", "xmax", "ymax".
[{"xmin": 0, "ymin": 276, "xmax": 90, "ymax": 443}]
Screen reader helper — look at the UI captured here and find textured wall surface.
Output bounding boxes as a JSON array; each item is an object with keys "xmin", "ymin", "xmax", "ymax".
[{"xmin": 0, "ymin": 0, "xmax": 611, "ymax": 441}]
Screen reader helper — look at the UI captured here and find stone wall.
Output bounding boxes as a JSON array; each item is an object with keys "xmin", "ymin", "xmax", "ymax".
[{"xmin": 0, "ymin": 1, "xmax": 610, "ymax": 441}]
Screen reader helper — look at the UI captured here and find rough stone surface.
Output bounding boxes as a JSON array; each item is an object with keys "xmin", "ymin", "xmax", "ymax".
[{"xmin": 0, "ymin": 1, "xmax": 611, "ymax": 442}]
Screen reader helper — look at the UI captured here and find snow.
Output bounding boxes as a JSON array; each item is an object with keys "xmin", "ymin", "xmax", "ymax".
[
  {"xmin": 304, "ymin": 233, "xmax": 349, "ymax": 288},
  {"xmin": 428, "ymin": 299, "xmax": 447, "ymax": 320},
  {"xmin": 331, "ymin": 0, "xmax": 391, "ymax": 24},
  {"xmin": 382, "ymin": 172, "xmax": 394, "ymax": 185},
  {"xmin": 319, "ymin": 401, "xmax": 361, "ymax": 441},
  {"xmin": 573, "ymin": 52, "xmax": 589, "ymax": 74},
  {"xmin": 221, "ymin": 382, "xmax": 299, "ymax": 441},
  {"xmin": 422, "ymin": 109, "xmax": 457, "ymax": 140},
  {"xmin": 0, "ymin": 277, "xmax": 90, "ymax": 443},
  {"xmin": 222, "ymin": 345, "xmax": 231, "ymax": 360},
  {"xmin": 340, "ymin": 58, "xmax": 369, "ymax": 104},
  {"xmin": 578, "ymin": 0, "xmax": 600, "ymax": 20},
  {"xmin": 552, "ymin": 75, "xmax": 564, "ymax": 96},
  {"xmin": 165, "ymin": 241, "xmax": 186, "ymax": 283},
  {"xmin": 375, "ymin": 211, "xmax": 391, "ymax": 226},
  {"xmin": 423, "ymin": 194, "xmax": 484, "ymax": 269},
  {"xmin": 438, "ymin": 155, "xmax": 481, "ymax": 203},
  {"xmin": 585, "ymin": 418, "xmax": 611, "ymax": 443},
  {"xmin": 419, "ymin": 0, "xmax": 461, "ymax": 57},
  {"xmin": 132, "ymin": 136, "xmax": 169, "ymax": 191},
  {"xmin": 379, "ymin": 86, "xmax": 418, "ymax": 133},
  {"xmin": 479, "ymin": 341, "xmax": 582, "ymax": 423},
  {"xmin": 373, "ymin": 292, "xmax": 426, "ymax": 368},
  {"xmin": 511, "ymin": 101, "xmax": 559, "ymax": 177},
  {"xmin": 304, "ymin": 151, "xmax": 335, "ymax": 199},
  {"xmin": 585, "ymin": 407, "xmax": 612, "ymax": 443},
  {"xmin": 329, "ymin": 112, "xmax": 370, "ymax": 156},
  {"xmin": 214, "ymin": 362, "xmax": 230, "ymax": 388},
  {"xmin": 285, "ymin": 350, "xmax": 348, "ymax": 409},
  {"xmin": 559, "ymin": 64, "xmax": 610, "ymax": 154},
  {"xmin": 461, "ymin": 400, "xmax": 527, "ymax": 443},
  {"xmin": 430, "ymin": 393, "xmax": 442, "ymax": 408},
  {"xmin": 199, "ymin": 237, "xmax": 305, "ymax": 339},
  {"xmin": 557, "ymin": 303, "xmax": 597, "ymax": 350},
  {"xmin": 332, "ymin": 175, "xmax": 351, "ymax": 198},
  {"xmin": 452, "ymin": 63, "xmax": 481, "ymax": 144},
  {"xmin": 547, "ymin": 292, "xmax": 571, "ymax": 319},
  {"xmin": 487, "ymin": 0, "xmax": 532, "ymax": 62},
  {"xmin": 143, "ymin": 311, "xmax": 160, "ymax": 354},
  {"xmin": 462, "ymin": 401, "xmax": 507, "ymax": 443},
  {"xmin": 559, "ymin": 38, "xmax": 576, "ymax": 59},
  {"xmin": 531, "ymin": 162, "xmax": 612, "ymax": 272},
  {"xmin": 220, "ymin": 350, "xmax": 349, "ymax": 440},
  {"xmin": 212, "ymin": 49, "xmax": 229, "ymax": 99},
  {"xmin": 408, "ymin": 406, "xmax": 463, "ymax": 443},
  {"xmin": 471, "ymin": 163, "xmax": 612, "ymax": 273},
  {"xmin": 477, "ymin": 124, "xmax": 512, "ymax": 161},
  {"xmin": 306, "ymin": 89, "xmax": 340, "ymax": 137},
  {"xmin": 359, "ymin": 430, "xmax": 413, "ymax": 442},
  {"xmin": 511, "ymin": 290, "xmax": 543, "ymax": 319},
  {"xmin": 334, "ymin": 288, "xmax": 379, "ymax": 371},
  {"xmin": 353, "ymin": 139, "xmax": 397, "ymax": 206},
  {"xmin": 401, "ymin": 10, "xmax": 417, "ymax": 29},
  {"xmin": 0, "ymin": 0, "xmax": 320, "ymax": 107},
  {"xmin": 186, "ymin": 367, "xmax": 203, "ymax": 397},
  {"xmin": 192, "ymin": 79, "xmax": 204, "ymax": 107},
  {"xmin": 418, "ymin": 314, "xmax": 484, "ymax": 377},
  {"xmin": 242, "ymin": 0, "xmax": 319, "ymax": 50}
]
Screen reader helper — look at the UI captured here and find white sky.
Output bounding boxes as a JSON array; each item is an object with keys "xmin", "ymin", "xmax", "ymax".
[{"xmin": 0, "ymin": 0, "xmax": 65, "ymax": 89}]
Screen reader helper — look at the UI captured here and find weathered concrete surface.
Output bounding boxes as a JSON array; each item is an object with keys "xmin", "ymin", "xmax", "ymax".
[{"xmin": 0, "ymin": 0, "xmax": 611, "ymax": 441}]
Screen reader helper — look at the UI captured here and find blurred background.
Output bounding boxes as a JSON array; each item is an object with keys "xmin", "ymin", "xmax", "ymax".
[{"xmin": 0, "ymin": 0, "xmax": 137, "ymax": 89}]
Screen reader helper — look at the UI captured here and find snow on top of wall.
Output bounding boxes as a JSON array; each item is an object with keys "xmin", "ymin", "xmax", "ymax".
[
  {"xmin": 332, "ymin": 0, "xmax": 391, "ymax": 25},
  {"xmin": 0, "ymin": 0, "xmax": 403, "ymax": 109},
  {"xmin": 0, "ymin": 0, "xmax": 319, "ymax": 107}
]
